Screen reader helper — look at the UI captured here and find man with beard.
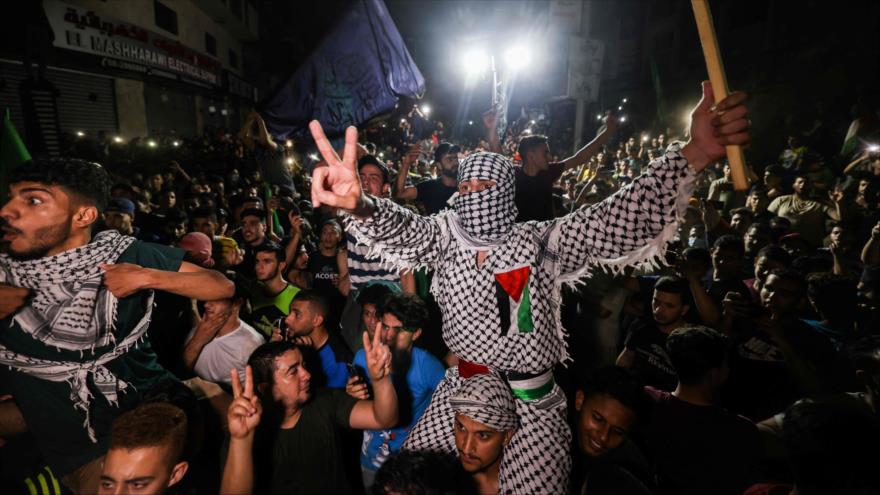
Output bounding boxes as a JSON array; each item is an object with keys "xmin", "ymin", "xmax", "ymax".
[
  {"xmin": 248, "ymin": 243, "xmax": 300, "ymax": 338},
  {"xmin": 235, "ymin": 208, "xmax": 269, "ymax": 278},
  {"xmin": 310, "ymin": 81, "xmax": 750, "ymax": 492},
  {"xmin": 450, "ymin": 372, "xmax": 518, "ymax": 495},
  {"xmin": 282, "ymin": 289, "xmax": 352, "ymax": 388},
  {"xmin": 395, "ymin": 142, "xmax": 460, "ymax": 215},
  {"xmin": 348, "ymin": 294, "xmax": 445, "ymax": 488},
  {"xmin": 0, "ymin": 158, "xmax": 233, "ymax": 493}
]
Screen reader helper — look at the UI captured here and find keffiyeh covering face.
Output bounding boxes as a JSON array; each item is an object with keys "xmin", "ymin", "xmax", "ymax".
[
  {"xmin": 449, "ymin": 152, "xmax": 517, "ymax": 250},
  {"xmin": 450, "ymin": 373, "xmax": 519, "ymax": 431}
]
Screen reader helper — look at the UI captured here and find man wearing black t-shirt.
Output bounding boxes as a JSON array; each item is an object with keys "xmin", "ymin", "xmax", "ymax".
[
  {"xmin": 514, "ymin": 115, "xmax": 617, "ymax": 221},
  {"xmin": 220, "ymin": 334, "xmax": 397, "ymax": 495},
  {"xmin": 617, "ymin": 275, "xmax": 691, "ymax": 391},
  {"xmin": 235, "ymin": 208, "xmax": 270, "ymax": 279},
  {"xmin": 647, "ymin": 326, "xmax": 763, "ymax": 495},
  {"xmin": 395, "ymin": 142, "xmax": 460, "ymax": 215}
]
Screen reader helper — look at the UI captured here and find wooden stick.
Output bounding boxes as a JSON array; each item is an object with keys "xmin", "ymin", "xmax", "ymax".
[{"xmin": 691, "ymin": 0, "xmax": 749, "ymax": 191}]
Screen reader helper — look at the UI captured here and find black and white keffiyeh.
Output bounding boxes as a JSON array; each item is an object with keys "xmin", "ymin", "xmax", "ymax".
[
  {"xmin": 0, "ymin": 230, "xmax": 153, "ymax": 442},
  {"xmin": 0, "ymin": 230, "xmax": 135, "ymax": 351},
  {"xmin": 347, "ymin": 145, "xmax": 696, "ymax": 493},
  {"xmin": 448, "ymin": 152, "xmax": 517, "ymax": 250},
  {"xmin": 449, "ymin": 372, "xmax": 519, "ymax": 431}
]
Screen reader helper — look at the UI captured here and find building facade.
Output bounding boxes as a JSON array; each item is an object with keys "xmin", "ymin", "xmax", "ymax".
[{"xmin": 1, "ymin": 0, "xmax": 259, "ymax": 152}]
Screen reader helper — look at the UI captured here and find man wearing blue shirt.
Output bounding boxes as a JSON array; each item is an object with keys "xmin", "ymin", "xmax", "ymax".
[
  {"xmin": 283, "ymin": 289, "xmax": 352, "ymax": 388},
  {"xmin": 349, "ymin": 294, "xmax": 445, "ymax": 488}
]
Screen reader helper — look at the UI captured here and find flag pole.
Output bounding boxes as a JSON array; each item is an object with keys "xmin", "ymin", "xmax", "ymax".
[{"xmin": 691, "ymin": 0, "xmax": 749, "ymax": 191}]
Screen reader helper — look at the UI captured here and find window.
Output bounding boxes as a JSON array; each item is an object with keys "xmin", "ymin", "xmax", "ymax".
[
  {"xmin": 205, "ymin": 33, "xmax": 217, "ymax": 56},
  {"xmin": 228, "ymin": 49, "xmax": 239, "ymax": 69},
  {"xmin": 154, "ymin": 0, "xmax": 178, "ymax": 35}
]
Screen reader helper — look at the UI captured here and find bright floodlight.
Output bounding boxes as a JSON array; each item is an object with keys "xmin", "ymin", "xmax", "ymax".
[
  {"xmin": 642, "ymin": 135, "xmax": 649, "ymax": 142},
  {"xmin": 76, "ymin": 131, "xmax": 85, "ymax": 137},
  {"xmin": 172, "ymin": 140, "xmax": 180, "ymax": 147},
  {"xmin": 462, "ymin": 49, "xmax": 489, "ymax": 77},
  {"xmin": 309, "ymin": 153, "xmax": 319, "ymax": 161},
  {"xmin": 113, "ymin": 136, "xmax": 123, "ymax": 143},
  {"xmin": 622, "ymin": 98, "xmax": 628, "ymax": 103},
  {"xmin": 620, "ymin": 116, "xmax": 627, "ymax": 123},
  {"xmin": 868, "ymin": 144, "xmax": 880, "ymax": 152},
  {"xmin": 421, "ymin": 104, "xmax": 431, "ymax": 116},
  {"xmin": 468, "ymin": 120, "xmax": 473, "ymax": 125},
  {"xmin": 286, "ymin": 157, "xmax": 294, "ymax": 165},
  {"xmin": 596, "ymin": 114, "xmax": 602, "ymax": 121},
  {"xmin": 147, "ymin": 139, "xmax": 157, "ymax": 148},
  {"xmin": 504, "ymin": 45, "xmax": 531, "ymax": 71},
  {"xmin": 285, "ymin": 139, "xmax": 293, "ymax": 148}
]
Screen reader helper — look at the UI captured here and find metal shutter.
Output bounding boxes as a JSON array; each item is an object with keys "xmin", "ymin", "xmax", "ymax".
[{"xmin": 50, "ymin": 67, "xmax": 117, "ymax": 134}]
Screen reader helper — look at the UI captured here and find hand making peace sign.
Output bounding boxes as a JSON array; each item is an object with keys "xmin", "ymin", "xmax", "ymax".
[
  {"xmin": 309, "ymin": 122, "xmax": 364, "ymax": 211},
  {"xmin": 227, "ymin": 365, "xmax": 262, "ymax": 439},
  {"xmin": 363, "ymin": 321, "xmax": 392, "ymax": 382}
]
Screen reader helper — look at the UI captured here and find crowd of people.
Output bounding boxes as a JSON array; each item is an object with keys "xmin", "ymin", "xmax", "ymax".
[{"xmin": 0, "ymin": 78, "xmax": 879, "ymax": 495}]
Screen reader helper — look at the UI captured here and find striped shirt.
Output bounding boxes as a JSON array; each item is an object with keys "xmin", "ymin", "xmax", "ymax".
[{"xmin": 346, "ymin": 233, "xmax": 401, "ymax": 291}]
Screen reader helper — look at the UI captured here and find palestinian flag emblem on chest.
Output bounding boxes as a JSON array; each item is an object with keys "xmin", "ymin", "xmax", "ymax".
[{"xmin": 494, "ymin": 265, "xmax": 534, "ymax": 335}]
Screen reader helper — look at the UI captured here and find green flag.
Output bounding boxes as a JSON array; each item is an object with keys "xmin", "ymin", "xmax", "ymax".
[
  {"xmin": 649, "ymin": 56, "xmax": 669, "ymax": 127},
  {"xmin": 1, "ymin": 109, "xmax": 31, "ymax": 204},
  {"xmin": 264, "ymin": 182, "xmax": 284, "ymax": 237}
]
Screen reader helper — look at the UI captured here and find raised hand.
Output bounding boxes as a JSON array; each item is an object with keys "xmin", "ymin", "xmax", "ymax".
[
  {"xmin": 602, "ymin": 113, "xmax": 620, "ymax": 131},
  {"xmin": 682, "ymin": 81, "xmax": 750, "ymax": 172},
  {"xmin": 309, "ymin": 121, "xmax": 364, "ymax": 212},
  {"xmin": 288, "ymin": 213, "xmax": 303, "ymax": 236},
  {"xmin": 228, "ymin": 365, "xmax": 261, "ymax": 439},
  {"xmin": 401, "ymin": 144, "xmax": 421, "ymax": 169},
  {"xmin": 363, "ymin": 322, "xmax": 392, "ymax": 382},
  {"xmin": 482, "ymin": 109, "xmax": 498, "ymax": 132}
]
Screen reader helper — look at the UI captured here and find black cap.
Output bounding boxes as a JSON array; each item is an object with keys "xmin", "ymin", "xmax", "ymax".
[
  {"xmin": 358, "ymin": 155, "xmax": 390, "ymax": 184},
  {"xmin": 433, "ymin": 142, "xmax": 461, "ymax": 162}
]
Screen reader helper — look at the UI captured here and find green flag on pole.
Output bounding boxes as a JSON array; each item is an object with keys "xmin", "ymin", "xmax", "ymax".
[
  {"xmin": 0, "ymin": 109, "xmax": 31, "ymax": 204},
  {"xmin": 649, "ymin": 56, "xmax": 669, "ymax": 128},
  {"xmin": 264, "ymin": 182, "xmax": 284, "ymax": 237}
]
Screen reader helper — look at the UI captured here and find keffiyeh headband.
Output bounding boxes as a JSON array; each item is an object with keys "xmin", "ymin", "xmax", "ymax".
[
  {"xmin": 450, "ymin": 372, "xmax": 519, "ymax": 431},
  {"xmin": 448, "ymin": 152, "xmax": 517, "ymax": 250}
]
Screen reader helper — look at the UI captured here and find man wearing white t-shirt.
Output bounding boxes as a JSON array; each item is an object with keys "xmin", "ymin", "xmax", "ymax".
[{"xmin": 183, "ymin": 288, "xmax": 265, "ymax": 385}]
